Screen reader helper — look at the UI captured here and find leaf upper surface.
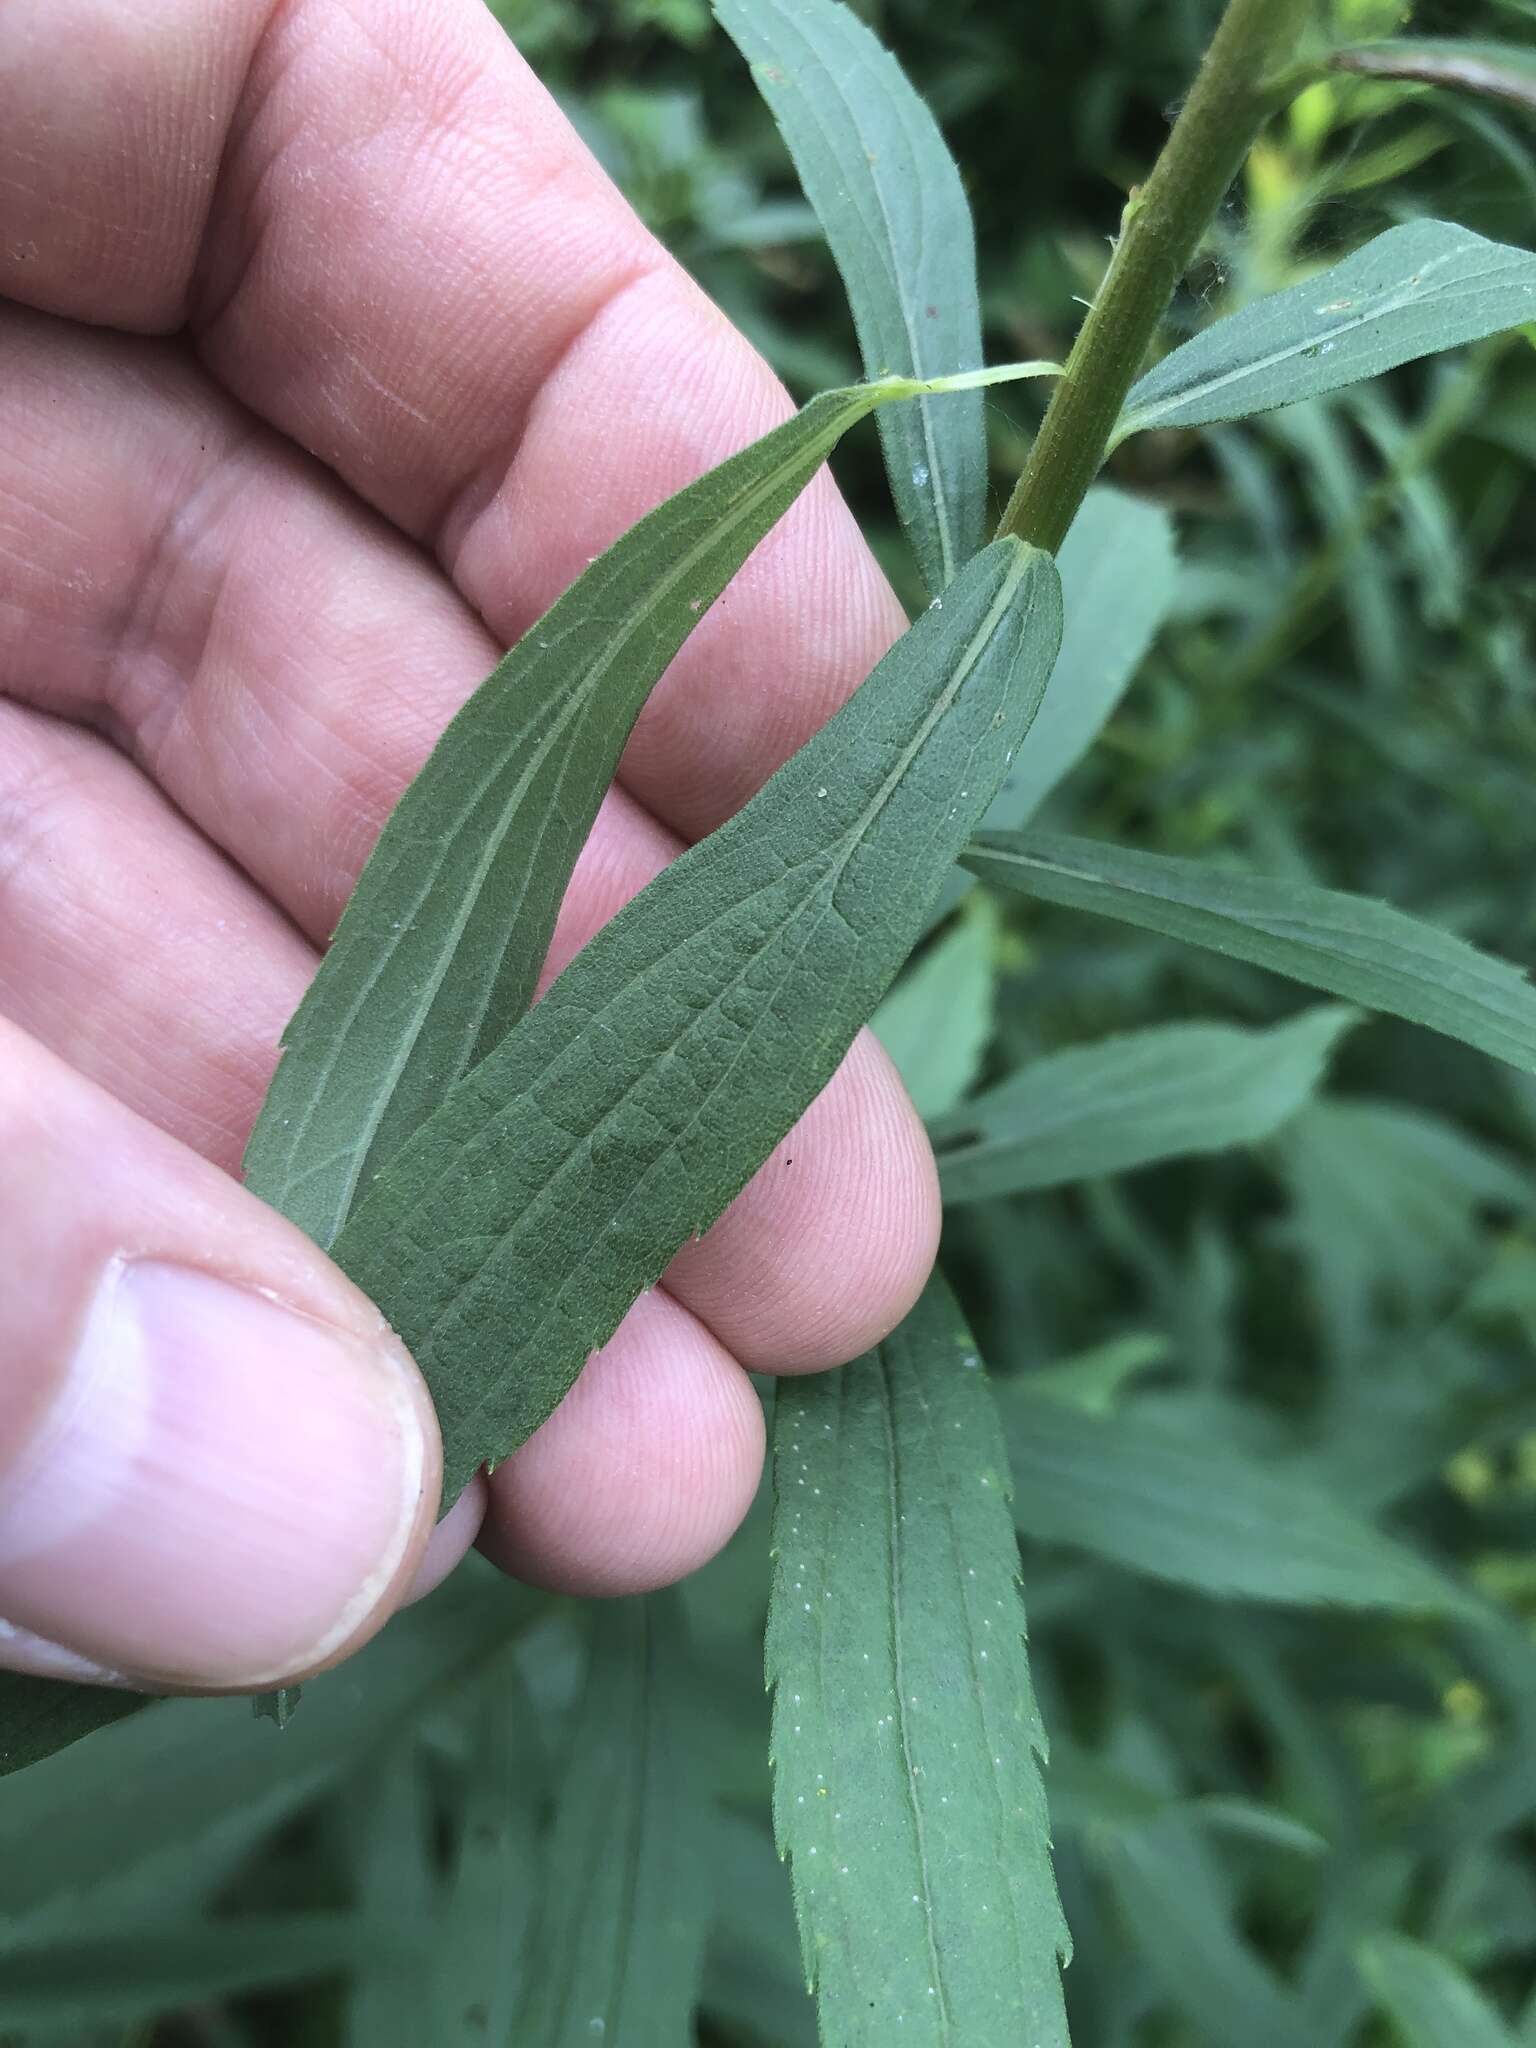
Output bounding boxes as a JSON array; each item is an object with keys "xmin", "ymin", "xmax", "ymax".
[
  {"xmin": 715, "ymin": 0, "xmax": 987, "ymax": 593},
  {"xmin": 963, "ymin": 829, "xmax": 1536, "ymax": 1076},
  {"xmin": 1118, "ymin": 221, "xmax": 1536, "ymax": 436},
  {"xmin": 932, "ymin": 1005, "xmax": 1354, "ymax": 1205},
  {"xmin": 768, "ymin": 1273, "xmax": 1070, "ymax": 2048},
  {"xmin": 512, "ymin": 1597, "xmax": 707, "ymax": 2047},
  {"xmin": 1000, "ymin": 1391, "xmax": 1469, "ymax": 1613}
]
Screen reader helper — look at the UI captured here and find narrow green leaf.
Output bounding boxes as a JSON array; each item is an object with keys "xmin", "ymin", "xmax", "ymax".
[
  {"xmin": 962, "ymin": 829, "xmax": 1536, "ymax": 1077},
  {"xmin": 1332, "ymin": 39, "xmax": 1536, "ymax": 115},
  {"xmin": 767, "ymin": 1273, "xmax": 1070, "ymax": 2048},
  {"xmin": 0, "ymin": 1671, "xmax": 143, "ymax": 1781},
  {"xmin": 998, "ymin": 1390, "xmax": 1467, "ymax": 1613},
  {"xmin": 512, "ymin": 1596, "xmax": 707, "ymax": 2046},
  {"xmin": 245, "ymin": 377, "xmax": 912, "ymax": 1253},
  {"xmin": 0, "ymin": 1570, "xmax": 526, "ymax": 1915},
  {"xmin": 982, "ymin": 487, "xmax": 1178, "ymax": 830},
  {"xmin": 932, "ymin": 1005, "xmax": 1355, "ymax": 1206},
  {"xmin": 1103, "ymin": 1816, "xmax": 1303, "ymax": 2048},
  {"xmin": 342, "ymin": 1745, "xmax": 437, "ymax": 2048},
  {"xmin": 430, "ymin": 1655, "xmax": 542, "ymax": 2046},
  {"xmin": 0, "ymin": 1916, "xmax": 388, "ymax": 2030},
  {"xmin": 1357, "ymin": 1933, "xmax": 1517, "ymax": 2048},
  {"xmin": 1117, "ymin": 221, "xmax": 1536, "ymax": 437},
  {"xmin": 714, "ymin": 0, "xmax": 987, "ymax": 592},
  {"xmin": 336, "ymin": 540, "xmax": 1062, "ymax": 1501},
  {"xmin": 872, "ymin": 897, "xmax": 997, "ymax": 1119}
]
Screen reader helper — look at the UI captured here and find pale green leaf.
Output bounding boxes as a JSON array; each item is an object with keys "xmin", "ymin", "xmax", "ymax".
[
  {"xmin": 962, "ymin": 829, "xmax": 1536, "ymax": 1076},
  {"xmin": 981, "ymin": 487, "xmax": 1178, "ymax": 829},
  {"xmin": 714, "ymin": 0, "xmax": 986, "ymax": 592},
  {"xmin": 932, "ymin": 1005, "xmax": 1355, "ymax": 1206},
  {"xmin": 998, "ymin": 1389, "xmax": 1468, "ymax": 1613},
  {"xmin": 1026, "ymin": 1333, "xmax": 1171, "ymax": 1416},
  {"xmin": 335, "ymin": 540, "xmax": 1062, "ymax": 1500},
  {"xmin": 871, "ymin": 897, "xmax": 997, "ymax": 1118},
  {"xmin": 244, "ymin": 378, "xmax": 916, "ymax": 1254},
  {"xmin": 0, "ymin": 1916, "xmax": 387, "ymax": 2031},
  {"xmin": 1332, "ymin": 39, "xmax": 1536, "ymax": 115},
  {"xmin": 768, "ymin": 1273, "xmax": 1070, "ymax": 2048},
  {"xmin": 1117, "ymin": 221, "xmax": 1536, "ymax": 437},
  {"xmin": 512, "ymin": 1596, "xmax": 707, "ymax": 2046},
  {"xmin": 1357, "ymin": 1933, "xmax": 1518, "ymax": 2048}
]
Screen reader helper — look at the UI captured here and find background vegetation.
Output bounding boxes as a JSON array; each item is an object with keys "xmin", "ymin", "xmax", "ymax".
[{"xmin": 3, "ymin": 1, "xmax": 1534, "ymax": 2043}]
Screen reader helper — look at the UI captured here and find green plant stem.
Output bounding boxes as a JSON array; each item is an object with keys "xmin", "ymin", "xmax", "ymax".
[{"xmin": 998, "ymin": 0, "xmax": 1315, "ymax": 553}]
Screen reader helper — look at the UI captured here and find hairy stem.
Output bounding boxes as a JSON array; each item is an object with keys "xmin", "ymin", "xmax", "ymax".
[{"xmin": 998, "ymin": 0, "xmax": 1315, "ymax": 553}]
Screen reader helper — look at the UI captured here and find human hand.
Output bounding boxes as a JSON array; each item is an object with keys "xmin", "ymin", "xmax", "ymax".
[{"xmin": 0, "ymin": 0, "xmax": 939, "ymax": 1693}]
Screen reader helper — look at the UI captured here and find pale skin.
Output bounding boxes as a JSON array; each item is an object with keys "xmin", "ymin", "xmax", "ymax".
[{"xmin": 0, "ymin": 0, "xmax": 938, "ymax": 1691}]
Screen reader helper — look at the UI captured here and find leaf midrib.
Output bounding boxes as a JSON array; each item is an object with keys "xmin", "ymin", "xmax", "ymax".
[{"xmin": 1124, "ymin": 241, "xmax": 1524, "ymax": 430}]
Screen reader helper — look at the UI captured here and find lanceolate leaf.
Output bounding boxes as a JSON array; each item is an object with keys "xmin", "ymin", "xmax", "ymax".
[
  {"xmin": 1116, "ymin": 221, "xmax": 1536, "ymax": 438},
  {"xmin": 981, "ymin": 487, "xmax": 1178, "ymax": 831},
  {"xmin": 1331, "ymin": 39, "xmax": 1536, "ymax": 116},
  {"xmin": 715, "ymin": 0, "xmax": 987, "ymax": 593},
  {"xmin": 998, "ymin": 1391, "xmax": 1468, "ymax": 1613},
  {"xmin": 244, "ymin": 377, "xmax": 925, "ymax": 1252},
  {"xmin": 932, "ymin": 1006, "xmax": 1354, "ymax": 1205},
  {"xmin": 336, "ymin": 540, "xmax": 1062, "ymax": 1501},
  {"xmin": 512, "ymin": 1597, "xmax": 707, "ymax": 2046},
  {"xmin": 768, "ymin": 1273, "xmax": 1070, "ymax": 2048},
  {"xmin": 962, "ymin": 830, "xmax": 1536, "ymax": 1077},
  {"xmin": 1357, "ymin": 1932, "xmax": 1517, "ymax": 2048},
  {"xmin": 0, "ymin": 1570, "xmax": 528, "ymax": 1887}
]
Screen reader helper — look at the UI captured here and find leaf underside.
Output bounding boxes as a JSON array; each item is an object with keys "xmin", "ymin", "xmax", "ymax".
[{"xmin": 335, "ymin": 540, "xmax": 1063, "ymax": 1502}]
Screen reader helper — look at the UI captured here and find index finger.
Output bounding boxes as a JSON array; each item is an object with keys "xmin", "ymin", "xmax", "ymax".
[{"xmin": 0, "ymin": 0, "xmax": 907, "ymax": 838}]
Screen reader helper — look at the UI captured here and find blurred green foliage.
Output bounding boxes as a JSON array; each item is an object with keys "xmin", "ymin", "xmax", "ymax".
[{"xmin": 3, "ymin": 2, "xmax": 1533, "ymax": 2043}]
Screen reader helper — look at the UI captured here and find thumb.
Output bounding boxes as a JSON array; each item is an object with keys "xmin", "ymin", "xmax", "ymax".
[{"xmin": 0, "ymin": 1022, "xmax": 441, "ymax": 1692}]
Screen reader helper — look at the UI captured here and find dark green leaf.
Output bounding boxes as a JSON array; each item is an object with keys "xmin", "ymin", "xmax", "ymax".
[
  {"xmin": 512, "ymin": 1596, "xmax": 707, "ymax": 2046},
  {"xmin": 714, "ymin": 0, "xmax": 987, "ymax": 593},
  {"xmin": 962, "ymin": 830, "xmax": 1536, "ymax": 1077},
  {"xmin": 932, "ymin": 1006, "xmax": 1355, "ymax": 1205},
  {"xmin": 336, "ymin": 539, "xmax": 1062, "ymax": 1501},
  {"xmin": 0, "ymin": 1569, "xmax": 527, "ymax": 1916},
  {"xmin": 1331, "ymin": 40, "xmax": 1536, "ymax": 115},
  {"xmin": 1357, "ymin": 1933, "xmax": 1517, "ymax": 2048},
  {"xmin": 244, "ymin": 378, "xmax": 920, "ymax": 1253},
  {"xmin": 999, "ymin": 1391, "xmax": 1468, "ymax": 1613},
  {"xmin": 1117, "ymin": 222, "xmax": 1536, "ymax": 437},
  {"xmin": 767, "ymin": 1273, "xmax": 1070, "ymax": 2048}
]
